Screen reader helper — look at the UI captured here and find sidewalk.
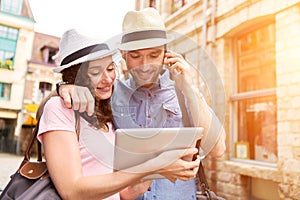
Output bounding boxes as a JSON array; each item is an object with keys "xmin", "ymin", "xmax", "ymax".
[{"xmin": 0, "ymin": 153, "xmax": 23, "ymax": 191}]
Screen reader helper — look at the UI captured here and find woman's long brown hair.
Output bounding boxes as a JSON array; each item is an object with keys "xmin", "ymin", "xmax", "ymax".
[{"xmin": 61, "ymin": 62, "xmax": 113, "ymax": 129}]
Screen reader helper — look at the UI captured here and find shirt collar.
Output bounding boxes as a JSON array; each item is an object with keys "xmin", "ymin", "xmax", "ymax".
[{"xmin": 159, "ymin": 69, "xmax": 175, "ymax": 89}]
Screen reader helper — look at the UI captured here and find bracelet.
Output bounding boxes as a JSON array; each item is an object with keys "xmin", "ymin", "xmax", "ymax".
[{"xmin": 56, "ymin": 81, "xmax": 69, "ymax": 96}]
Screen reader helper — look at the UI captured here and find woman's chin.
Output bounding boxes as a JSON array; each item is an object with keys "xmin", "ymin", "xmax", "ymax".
[{"xmin": 95, "ymin": 91, "xmax": 112, "ymax": 100}]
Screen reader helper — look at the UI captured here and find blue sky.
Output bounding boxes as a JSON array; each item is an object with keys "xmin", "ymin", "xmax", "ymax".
[{"xmin": 29, "ymin": 0, "xmax": 135, "ymax": 40}]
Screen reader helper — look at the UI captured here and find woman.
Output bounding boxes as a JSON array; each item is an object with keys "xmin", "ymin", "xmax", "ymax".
[{"xmin": 37, "ymin": 29, "xmax": 200, "ymax": 200}]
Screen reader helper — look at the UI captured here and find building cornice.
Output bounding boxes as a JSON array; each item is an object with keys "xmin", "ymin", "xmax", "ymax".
[{"xmin": 0, "ymin": 11, "xmax": 35, "ymax": 29}]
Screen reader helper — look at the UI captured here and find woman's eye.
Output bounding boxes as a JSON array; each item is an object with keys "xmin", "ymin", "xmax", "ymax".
[
  {"xmin": 107, "ymin": 64, "xmax": 115, "ymax": 71},
  {"xmin": 90, "ymin": 71, "xmax": 101, "ymax": 76},
  {"xmin": 89, "ymin": 69, "xmax": 102, "ymax": 75}
]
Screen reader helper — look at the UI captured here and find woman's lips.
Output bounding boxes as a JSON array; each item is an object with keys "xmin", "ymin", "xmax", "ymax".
[{"xmin": 97, "ymin": 86, "xmax": 111, "ymax": 92}]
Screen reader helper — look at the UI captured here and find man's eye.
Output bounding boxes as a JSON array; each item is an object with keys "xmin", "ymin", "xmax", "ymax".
[
  {"xmin": 150, "ymin": 54, "xmax": 159, "ymax": 58},
  {"xmin": 129, "ymin": 54, "xmax": 140, "ymax": 59}
]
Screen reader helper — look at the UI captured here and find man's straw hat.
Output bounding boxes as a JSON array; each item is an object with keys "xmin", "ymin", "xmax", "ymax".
[{"xmin": 119, "ymin": 7, "xmax": 172, "ymax": 51}]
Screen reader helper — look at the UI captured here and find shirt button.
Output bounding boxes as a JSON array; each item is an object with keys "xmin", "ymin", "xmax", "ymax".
[
  {"xmin": 148, "ymin": 114, "xmax": 151, "ymax": 118},
  {"xmin": 120, "ymin": 113, "xmax": 124, "ymax": 117},
  {"xmin": 174, "ymin": 108, "xmax": 179, "ymax": 113}
]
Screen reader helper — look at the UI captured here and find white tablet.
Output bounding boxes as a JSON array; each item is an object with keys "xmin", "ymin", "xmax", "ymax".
[{"xmin": 113, "ymin": 127, "xmax": 203, "ymax": 179}]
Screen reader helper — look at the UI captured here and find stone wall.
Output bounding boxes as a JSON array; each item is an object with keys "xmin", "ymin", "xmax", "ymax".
[
  {"xmin": 156, "ymin": 0, "xmax": 300, "ymax": 199},
  {"xmin": 276, "ymin": 4, "xmax": 300, "ymax": 200}
]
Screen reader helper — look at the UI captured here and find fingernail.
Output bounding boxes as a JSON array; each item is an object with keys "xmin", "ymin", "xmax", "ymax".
[{"xmin": 194, "ymin": 148, "xmax": 198, "ymax": 153}]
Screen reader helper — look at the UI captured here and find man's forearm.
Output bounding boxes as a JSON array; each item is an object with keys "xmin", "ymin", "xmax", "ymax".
[{"xmin": 183, "ymin": 87, "xmax": 226, "ymax": 157}]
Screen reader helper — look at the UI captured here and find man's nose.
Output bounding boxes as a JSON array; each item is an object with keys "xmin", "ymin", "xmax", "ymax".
[{"xmin": 140, "ymin": 56, "xmax": 150, "ymax": 66}]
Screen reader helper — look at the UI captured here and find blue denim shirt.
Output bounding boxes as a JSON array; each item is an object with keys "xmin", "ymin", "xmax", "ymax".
[{"xmin": 111, "ymin": 70, "xmax": 197, "ymax": 200}]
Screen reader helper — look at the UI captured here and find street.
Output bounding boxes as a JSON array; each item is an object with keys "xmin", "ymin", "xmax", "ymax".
[{"xmin": 0, "ymin": 153, "xmax": 23, "ymax": 192}]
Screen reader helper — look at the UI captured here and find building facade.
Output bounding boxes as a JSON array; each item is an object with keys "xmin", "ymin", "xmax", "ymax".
[
  {"xmin": 135, "ymin": 0, "xmax": 300, "ymax": 199},
  {"xmin": 0, "ymin": 0, "xmax": 61, "ymax": 154},
  {"xmin": 19, "ymin": 31, "xmax": 61, "ymax": 154},
  {"xmin": 0, "ymin": 0, "xmax": 35, "ymax": 153}
]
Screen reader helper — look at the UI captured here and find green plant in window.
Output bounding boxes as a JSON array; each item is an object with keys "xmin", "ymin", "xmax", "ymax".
[
  {"xmin": 0, "ymin": 59, "xmax": 13, "ymax": 70},
  {"xmin": 5, "ymin": 60, "xmax": 13, "ymax": 69}
]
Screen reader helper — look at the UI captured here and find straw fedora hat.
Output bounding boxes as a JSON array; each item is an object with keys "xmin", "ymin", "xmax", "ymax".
[
  {"xmin": 119, "ymin": 7, "xmax": 173, "ymax": 51},
  {"xmin": 54, "ymin": 29, "xmax": 118, "ymax": 73}
]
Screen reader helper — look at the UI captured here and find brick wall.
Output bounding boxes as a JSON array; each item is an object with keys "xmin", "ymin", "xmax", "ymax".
[{"xmin": 276, "ymin": 4, "xmax": 300, "ymax": 199}]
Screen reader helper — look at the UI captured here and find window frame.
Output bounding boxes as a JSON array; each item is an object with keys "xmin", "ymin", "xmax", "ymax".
[
  {"xmin": 0, "ymin": 0, "xmax": 22, "ymax": 15},
  {"xmin": 37, "ymin": 82, "xmax": 52, "ymax": 102},
  {"xmin": 0, "ymin": 82, "xmax": 12, "ymax": 100},
  {"xmin": 230, "ymin": 20, "xmax": 277, "ymax": 166},
  {"xmin": 172, "ymin": 0, "xmax": 188, "ymax": 13},
  {"xmin": 41, "ymin": 46, "xmax": 58, "ymax": 65},
  {"xmin": 0, "ymin": 25, "xmax": 18, "ymax": 70}
]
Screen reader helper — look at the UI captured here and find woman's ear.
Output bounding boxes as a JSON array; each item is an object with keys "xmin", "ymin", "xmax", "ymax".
[{"xmin": 119, "ymin": 49, "xmax": 126, "ymax": 60}]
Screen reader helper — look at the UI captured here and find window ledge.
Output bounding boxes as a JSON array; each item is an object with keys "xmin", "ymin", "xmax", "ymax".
[{"xmin": 224, "ymin": 160, "xmax": 282, "ymax": 182}]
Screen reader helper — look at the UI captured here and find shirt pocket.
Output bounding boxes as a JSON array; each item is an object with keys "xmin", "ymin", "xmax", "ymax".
[
  {"xmin": 112, "ymin": 106, "xmax": 138, "ymax": 128},
  {"xmin": 162, "ymin": 103, "xmax": 183, "ymax": 127}
]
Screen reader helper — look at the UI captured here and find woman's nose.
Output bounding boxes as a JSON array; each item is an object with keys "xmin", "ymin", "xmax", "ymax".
[{"xmin": 101, "ymin": 71, "xmax": 113, "ymax": 83}]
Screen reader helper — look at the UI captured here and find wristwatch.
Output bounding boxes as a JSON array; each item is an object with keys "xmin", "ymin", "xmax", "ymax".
[{"xmin": 56, "ymin": 81, "xmax": 69, "ymax": 96}]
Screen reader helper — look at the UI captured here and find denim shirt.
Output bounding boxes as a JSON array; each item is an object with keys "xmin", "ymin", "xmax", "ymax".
[{"xmin": 111, "ymin": 70, "xmax": 197, "ymax": 200}]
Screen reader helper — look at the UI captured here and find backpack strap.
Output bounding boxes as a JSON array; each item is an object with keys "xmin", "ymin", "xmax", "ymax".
[
  {"xmin": 34, "ymin": 91, "xmax": 81, "ymax": 162},
  {"xmin": 74, "ymin": 111, "xmax": 81, "ymax": 139},
  {"xmin": 175, "ymin": 87, "xmax": 192, "ymax": 127}
]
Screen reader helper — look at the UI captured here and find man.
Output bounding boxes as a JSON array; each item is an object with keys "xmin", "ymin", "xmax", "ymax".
[{"xmin": 58, "ymin": 7, "xmax": 226, "ymax": 200}]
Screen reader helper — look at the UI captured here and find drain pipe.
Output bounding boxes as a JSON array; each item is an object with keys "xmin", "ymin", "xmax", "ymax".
[
  {"xmin": 199, "ymin": 0, "xmax": 208, "ymax": 94},
  {"xmin": 211, "ymin": 0, "xmax": 216, "ymax": 109},
  {"xmin": 211, "ymin": 0, "xmax": 216, "ymax": 60},
  {"xmin": 202, "ymin": 0, "xmax": 208, "ymax": 49}
]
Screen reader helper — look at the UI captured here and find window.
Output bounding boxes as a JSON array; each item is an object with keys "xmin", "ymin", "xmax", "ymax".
[
  {"xmin": 232, "ymin": 22, "xmax": 277, "ymax": 164},
  {"xmin": 0, "ymin": 25, "xmax": 18, "ymax": 70},
  {"xmin": 0, "ymin": 82, "xmax": 11, "ymax": 100},
  {"xmin": 0, "ymin": 0, "xmax": 22, "ymax": 15},
  {"xmin": 37, "ymin": 82, "xmax": 52, "ymax": 102},
  {"xmin": 0, "ymin": 118, "xmax": 15, "ymax": 153},
  {"xmin": 41, "ymin": 46, "xmax": 58, "ymax": 64},
  {"xmin": 172, "ymin": 0, "xmax": 190, "ymax": 13},
  {"xmin": 149, "ymin": 0, "xmax": 156, "ymax": 8}
]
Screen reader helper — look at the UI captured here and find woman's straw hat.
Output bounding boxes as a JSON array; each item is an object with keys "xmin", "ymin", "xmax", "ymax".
[{"xmin": 54, "ymin": 29, "xmax": 118, "ymax": 72}]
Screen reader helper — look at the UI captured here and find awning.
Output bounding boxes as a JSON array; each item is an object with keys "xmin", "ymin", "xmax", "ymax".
[
  {"xmin": 23, "ymin": 104, "xmax": 39, "ymax": 126},
  {"xmin": 23, "ymin": 113, "xmax": 37, "ymax": 126},
  {"xmin": 0, "ymin": 110, "xmax": 17, "ymax": 118},
  {"xmin": 24, "ymin": 104, "xmax": 39, "ymax": 113}
]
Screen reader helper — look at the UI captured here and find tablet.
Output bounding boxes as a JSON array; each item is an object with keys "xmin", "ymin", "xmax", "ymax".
[{"xmin": 113, "ymin": 127, "xmax": 203, "ymax": 179}]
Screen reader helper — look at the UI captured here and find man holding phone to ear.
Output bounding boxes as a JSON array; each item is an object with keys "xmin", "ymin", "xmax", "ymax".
[{"xmin": 57, "ymin": 7, "xmax": 226, "ymax": 200}]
